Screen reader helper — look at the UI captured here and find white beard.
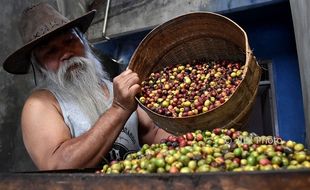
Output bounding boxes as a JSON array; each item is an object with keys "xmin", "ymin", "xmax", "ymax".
[{"xmin": 38, "ymin": 53, "xmax": 113, "ymax": 126}]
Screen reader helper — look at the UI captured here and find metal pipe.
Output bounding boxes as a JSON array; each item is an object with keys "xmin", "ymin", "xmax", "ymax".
[{"xmin": 102, "ymin": 0, "xmax": 111, "ymax": 39}]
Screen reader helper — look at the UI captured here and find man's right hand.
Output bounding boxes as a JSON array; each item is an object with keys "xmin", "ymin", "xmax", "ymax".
[{"xmin": 112, "ymin": 69, "xmax": 141, "ymax": 112}]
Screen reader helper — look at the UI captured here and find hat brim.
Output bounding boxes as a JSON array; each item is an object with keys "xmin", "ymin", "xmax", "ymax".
[{"xmin": 3, "ymin": 10, "xmax": 96, "ymax": 74}]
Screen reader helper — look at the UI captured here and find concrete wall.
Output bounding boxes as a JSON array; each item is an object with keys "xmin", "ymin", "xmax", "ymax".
[
  {"xmin": 290, "ymin": 0, "xmax": 310, "ymax": 147},
  {"xmin": 0, "ymin": 0, "xmax": 59, "ymax": 172},
  {"xmin": 87, "ymin": 0, "xmax": 275, "ymax": 41}
]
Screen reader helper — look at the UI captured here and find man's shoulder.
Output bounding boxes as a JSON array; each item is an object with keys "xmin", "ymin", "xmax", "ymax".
[
  {"xmin": 24, "ymin": 89, "xmax": 58, "ymax": 110},
  {"xmin": 28, "ymin": 89, "xmax": 55, "ymax": 101}
]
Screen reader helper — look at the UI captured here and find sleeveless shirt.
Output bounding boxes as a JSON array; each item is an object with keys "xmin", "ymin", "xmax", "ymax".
[{"xmin": 36, "ymin": 79, "xmax": 141, "ymax": 164}]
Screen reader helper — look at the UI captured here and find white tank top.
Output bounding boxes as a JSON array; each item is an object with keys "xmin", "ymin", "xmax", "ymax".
[{"xmin": 37, "ymin": 79, "xmax": 141, "ymax": 164}]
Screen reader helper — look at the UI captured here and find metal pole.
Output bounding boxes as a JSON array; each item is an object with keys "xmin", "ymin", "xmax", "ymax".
[{"xmin": 102, "ymin": 0, "xmax": 111, "ymax": 39}]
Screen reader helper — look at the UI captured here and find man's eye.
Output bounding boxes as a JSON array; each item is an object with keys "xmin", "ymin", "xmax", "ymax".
[
  {"xmin": 64, "ymin": 38, "xmax": 73, "ymax": 44},
  {"xmin": 46, "ymin": 47, "xmax": 57, "ymax": 55},
  {"xmin": 65, "ymin": 34, "xmax": 78, "ymax": 44}
]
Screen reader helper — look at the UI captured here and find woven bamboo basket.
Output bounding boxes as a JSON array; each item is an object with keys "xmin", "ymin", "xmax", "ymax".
[{"xmin": 128, "ymin": 12, "xmax": 261, "ymax": 135}]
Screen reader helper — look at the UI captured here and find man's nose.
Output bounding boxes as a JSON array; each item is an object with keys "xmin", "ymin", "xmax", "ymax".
[{"xmin": 60, "ymin": 51, "xmax": 74, "ymax": 62}]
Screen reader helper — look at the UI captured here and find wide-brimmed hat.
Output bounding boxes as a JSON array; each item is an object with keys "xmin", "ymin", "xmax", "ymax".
[{"xmin": 2, "ymin": 2, "xmax": 96, "ymax": 74}]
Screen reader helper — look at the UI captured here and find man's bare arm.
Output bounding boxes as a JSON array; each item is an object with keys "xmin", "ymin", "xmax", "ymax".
[
  {"xmin": 22, "ymin": 70, "xmax": 140, "ymax": 170},
  {"xmin": 22, "ymin": 90, "xmax": 131, "ymax": 170},
  {"xmin": 137, "ymin": 106, "xmax": 171, "ymax": 145}
]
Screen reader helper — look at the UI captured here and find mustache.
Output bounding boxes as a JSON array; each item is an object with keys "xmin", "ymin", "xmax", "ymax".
[
  {"xmin": 59, "ymin": 57, "xmax": 90, "ymax": 82},
  {"xmin": 62, "ymin": 57, "xmax": 87, "ymax": 71}
]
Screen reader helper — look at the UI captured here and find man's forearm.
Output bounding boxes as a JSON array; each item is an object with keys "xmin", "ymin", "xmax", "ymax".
[
  {"xmin": 152, "ymin": 127, "xmax": 171, "ymax": 144},
  {"xmin": 45, "ymin": 105, "xmax": 132, "ymax": 170}
]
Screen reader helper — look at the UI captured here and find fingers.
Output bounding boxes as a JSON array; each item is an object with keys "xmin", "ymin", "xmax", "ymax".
[
  {"xmin": 125, "ymin": 73, "xmax": 140, "ymax": 88},
  {"xmin": 129, "ymin": 84, "xmax": 141, "ymax": 96},
  {"xmin": 119, "ymin": 69, "xmax": 134, "ymax": 78},
  {"xmin": 113, "ymin": 70, "xmax": 140, "ymax": 97},
  {"xmin": 112, "ymin": 70, "xmax": 140, "ymax": 112},
  {"xmin": 115, "ymin": 69, "xmax": 140, "ymax": 90}
]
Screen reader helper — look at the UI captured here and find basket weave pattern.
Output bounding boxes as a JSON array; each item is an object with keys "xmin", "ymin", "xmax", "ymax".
[{"xmin": 129, "ymin": 12, "xmax": 261, "ymax": 135}]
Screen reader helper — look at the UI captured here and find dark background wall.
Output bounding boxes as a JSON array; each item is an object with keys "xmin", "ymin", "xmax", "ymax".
[{"xmin": 0, "ymin": 0, "xmax": 55, "ymax": 172}]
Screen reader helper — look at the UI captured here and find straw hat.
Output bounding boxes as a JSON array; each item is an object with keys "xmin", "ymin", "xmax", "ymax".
[{"xmin": 2, "ymin": 2, "xmax": 96, "ymax": 74}]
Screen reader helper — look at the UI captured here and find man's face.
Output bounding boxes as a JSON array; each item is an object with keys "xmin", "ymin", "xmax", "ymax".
[
  {"xmin": 33, "ymin": 29, "xmax": 86, "ymax": 72},
  {"xmin": 32, "ymin": 29, "xmax": 112, "ymax": 125}
]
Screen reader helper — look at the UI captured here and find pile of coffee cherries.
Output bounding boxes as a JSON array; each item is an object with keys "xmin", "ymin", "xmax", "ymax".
[
  {"xmin": 138, "ymin": 60, "xmax": 244, "ymax": 117},
  {"xmin": 99, "ymin": 128, "xmax": 310, "ymax": 174}
]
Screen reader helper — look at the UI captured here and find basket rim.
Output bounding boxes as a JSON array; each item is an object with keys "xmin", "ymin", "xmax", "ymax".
[{"xmin": 128, "ymin": 11, "xmax": 250, "ymax": 70}]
